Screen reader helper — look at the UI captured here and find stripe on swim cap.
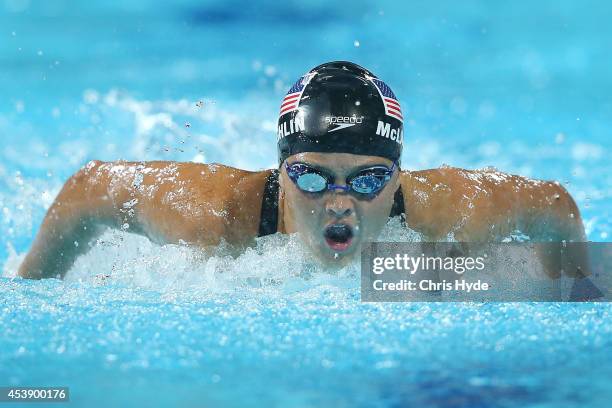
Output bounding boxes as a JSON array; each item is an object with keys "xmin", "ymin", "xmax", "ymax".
[
  {"xmin": 368, "ymin": 76, "xmax": 403, "ymax": 122},
  {"xmin": 278, "ymin": 72, "xmax": 316, "ymax": 116}
]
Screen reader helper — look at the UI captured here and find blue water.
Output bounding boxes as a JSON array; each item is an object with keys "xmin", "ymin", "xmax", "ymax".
[{"xmin": 1, "ymin": 1, "xmax": 611, "ymax": 407}]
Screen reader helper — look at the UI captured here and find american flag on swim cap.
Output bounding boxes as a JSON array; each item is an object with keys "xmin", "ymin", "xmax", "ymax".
[
  {"xmin": 279, "ymin": 72, "xmax": 316, "ymax": 116},
  {"xmin": 370, "ymin": 77, "xmax": 403, "ymax": 122}
]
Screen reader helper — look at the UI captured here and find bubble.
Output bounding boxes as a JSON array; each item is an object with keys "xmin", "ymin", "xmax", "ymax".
[
  {"xmin": 353, "ymin": 40, "xmax": 360, "ymax": 47},
  {"xmin": 83, "ymin": 89, "xmax": 99, "ymax": 104},
  {"xmin": 264, "ymin": 65, "xmax": 276, "ymax": 77},
  {"xmin": 15, "ymin": 100, "xmax": 24, "ymax": 113},
  {"xmin": 555, "ymin": 133, "xmax": 565, "ymax": 144}
]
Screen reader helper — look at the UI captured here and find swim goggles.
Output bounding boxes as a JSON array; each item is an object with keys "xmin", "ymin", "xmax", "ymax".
[{"xmin": 285, "ymin": 161, "xmax": 397, "ymax": 196}]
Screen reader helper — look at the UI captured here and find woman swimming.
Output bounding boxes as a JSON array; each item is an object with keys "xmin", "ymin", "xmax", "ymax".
[{"xmin": 18, "ymin": 61, "xmax": 585, "ymax": 279}]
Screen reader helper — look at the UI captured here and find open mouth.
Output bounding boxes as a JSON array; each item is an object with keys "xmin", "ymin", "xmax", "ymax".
[{"xmin": 324, "ymin": 223, "xmax": 354, "ymax": 252}]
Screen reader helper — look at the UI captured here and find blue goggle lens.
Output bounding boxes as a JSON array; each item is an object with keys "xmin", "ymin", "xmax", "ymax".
[
  {"xmin": 296, "ymin": 172, "xmax": 328, "ymax": 192},
  {"xmin": 350, "ymin": 175, "xmax": 385, "ymax": 194}
]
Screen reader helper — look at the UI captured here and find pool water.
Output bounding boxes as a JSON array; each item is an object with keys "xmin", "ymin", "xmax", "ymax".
[{"xmin": 1, "ymin": 1, "xmax": 611, "ymax": 407}]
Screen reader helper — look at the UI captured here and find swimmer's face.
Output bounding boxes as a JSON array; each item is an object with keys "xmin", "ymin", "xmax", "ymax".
[{"xmin": 279, "ymin": 152, "xmax": 400, "ymax": 266}]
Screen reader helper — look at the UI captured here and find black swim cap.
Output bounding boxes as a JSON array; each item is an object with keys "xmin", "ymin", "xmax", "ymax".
[{"xmin": 277, "ymin": 61, "xmax": 403, "ymax": 165}]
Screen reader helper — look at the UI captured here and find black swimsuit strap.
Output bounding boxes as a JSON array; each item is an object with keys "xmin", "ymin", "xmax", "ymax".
[
  {"xmin": 257, "ymin": 169, "xmax": 280, "ymax": 237},
  {"xmin": 390, "ymin": 186, "xmax": 406, "ymax": 220},
  {"xmin": 257, "ymin": 171, "xmax": 405, "ymax": 237}
]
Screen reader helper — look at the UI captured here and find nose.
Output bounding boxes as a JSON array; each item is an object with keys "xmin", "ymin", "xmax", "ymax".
[{"xmin": 325, "ymin": 194, "xmax": 354, "ymax": 218}]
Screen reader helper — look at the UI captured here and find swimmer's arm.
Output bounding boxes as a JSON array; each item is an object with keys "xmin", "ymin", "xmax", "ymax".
[
  {"xmin": 477, "ymin": 176, "xmax": 586, "ymax": 243},
  {"xmin": 402, "ymin": 168, "xmax": 587, "ymax": 277},
  {"xmin": 481, "ymin": 176, "xmax": 589, "ymax": 278},
  {"xmin": 18, "ymin": 160, "xmax": 264, "ymax": 279},
  {"xmin": 510, "ymin": 179, "xmax": 589, "ymax": 278},
  {"xmin": 403, "ymin": 168, "xmax": 585, "ymax": 242},
  {"xmin": 18, "ymin": 162, "xmax": 121, "ymax": 279}
]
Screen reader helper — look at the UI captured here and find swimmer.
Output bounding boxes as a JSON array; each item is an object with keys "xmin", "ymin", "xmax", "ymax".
[{"xmin": 18, "ymin": 61, "xmax": 586, "ymax": 279}]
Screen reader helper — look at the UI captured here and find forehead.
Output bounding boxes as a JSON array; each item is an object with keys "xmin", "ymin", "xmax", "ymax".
[{"xmin": 287, "ymin": 152, "xmax": 392, "ymax": 173}]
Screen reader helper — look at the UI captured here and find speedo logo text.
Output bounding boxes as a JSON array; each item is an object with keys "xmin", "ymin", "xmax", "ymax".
[{"xmin": 325, "ymin": 115, "xmax": 364, "ymax": 133}]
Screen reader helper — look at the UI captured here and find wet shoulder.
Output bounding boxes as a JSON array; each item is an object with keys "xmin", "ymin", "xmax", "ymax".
[
  {"xmin": 399, "ymin": 167, "xmax": 466, "ymax": 239},
  {"xmin": 89, "ymin": 160, "xmax": 273, "ymax": 245},
  {"xmin": 401, "ymin": 166, "xmax": 553, "ymax": 202},
  {"xmin": 174, "ymin": 162, "xmax": 275, "ymax": 244},
  {"xmin": 399, "ymin": 166, "xmax": 569, "ymax": 240},
  {"xmin": 91, "ymin": 160, "xmax": 258, "ymax": 189},
  {"xmin": 399, "ymin": 167, "xmax": 514, "ymax": 239}
]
